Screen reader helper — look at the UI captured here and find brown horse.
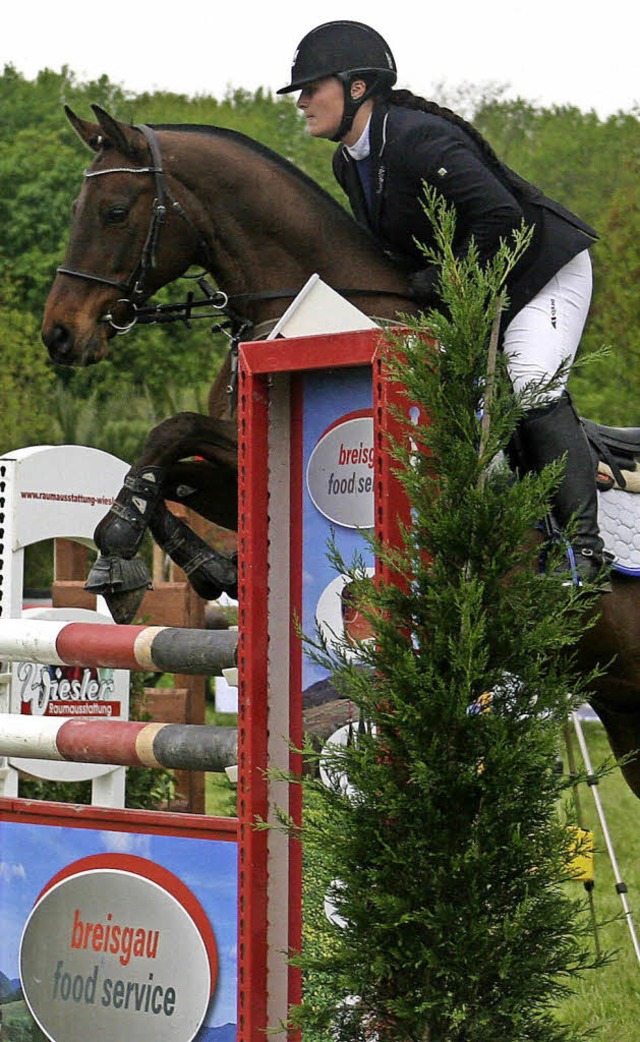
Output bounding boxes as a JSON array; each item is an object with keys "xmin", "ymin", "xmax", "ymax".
[
  {"xmin": 42, "ymin": 107, "xmax": 640, "ymax": 798},
  {"xmin": 42, "ymin": 105, "xmax": 414, "ymax": 614}
]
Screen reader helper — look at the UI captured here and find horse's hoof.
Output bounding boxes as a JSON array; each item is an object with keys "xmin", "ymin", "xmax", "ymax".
[
  {"xmin": 184, "ymin": 551, "xmax": 238, "ymax": 602},
  {"xmin": 103, "ymin": 586, "xmax": 150, "ymax": 625},
  {"xmin": 95, "ymin": 467, "xmax": 166, "ymax": 558},
  {"xmin": 85, "ymin": 555, "xmax": 152, "ymax": 624},
  {"xmin": 85, "ymin": 554, "xmax": 151, "ymax": 593}
]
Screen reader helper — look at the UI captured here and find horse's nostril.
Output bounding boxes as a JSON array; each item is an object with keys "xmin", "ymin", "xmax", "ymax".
[{"xmin": 43, "ymin": 324, "xmax": 74, "ymax": 362}]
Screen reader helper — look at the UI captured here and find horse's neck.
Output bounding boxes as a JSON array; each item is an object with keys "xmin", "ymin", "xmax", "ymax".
[
  {"xmin": 208, "ymin": 352, "xmax": 234, "ymax": 420},
  {"xmin": 170, "ymin": 130, "xmax": 412, "ymax": 324}
]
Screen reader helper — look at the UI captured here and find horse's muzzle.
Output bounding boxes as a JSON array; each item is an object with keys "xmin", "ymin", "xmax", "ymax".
[
  {"xmin": 41, "ymin": 322, "xmax": 106, "ymax": 366},
  {"xmin": 42, "ymin": 322, "xmax": 78, "ymax": 365}
]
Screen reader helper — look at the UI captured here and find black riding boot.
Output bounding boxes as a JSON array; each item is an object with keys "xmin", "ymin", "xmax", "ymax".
[{"xmin": 516, "ymin": 395, "xmax": 609, "ymax": 588}]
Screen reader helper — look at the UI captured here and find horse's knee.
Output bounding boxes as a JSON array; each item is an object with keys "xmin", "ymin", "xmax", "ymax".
[
  {"xmin": 140, "ymin": 412, "xmax": 205, "ymax": 465},
  {"xmin": 144, "ymin": 412, "xmax": 195, "ymax": 445}
]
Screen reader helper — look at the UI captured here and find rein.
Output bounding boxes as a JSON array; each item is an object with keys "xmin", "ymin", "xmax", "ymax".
[{"xmin": 115, "ymin": 280, "xmax": 405, "ymax": 331}]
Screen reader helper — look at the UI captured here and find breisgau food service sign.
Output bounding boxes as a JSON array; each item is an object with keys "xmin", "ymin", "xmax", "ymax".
[{"xmin": 19, "ymin": 854, "xmax": 218, "ymax": 1042}]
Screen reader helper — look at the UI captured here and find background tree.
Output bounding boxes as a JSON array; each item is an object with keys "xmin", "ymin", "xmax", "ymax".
[
  {"xmin": 0, "ymin": 279, "xmax": 59, "ymax": 449},
  {"xmin": 577, "ymin": 173, "xmax": 640, "ymax": 424},
  {"xmin": 0, "ymin": 64, "xmax": 637, "ymax": 461}
]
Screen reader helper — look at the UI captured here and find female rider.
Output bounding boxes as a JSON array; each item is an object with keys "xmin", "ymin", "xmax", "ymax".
[{"xmin": 278, "ymin": 20, "xmax": 607, "ymax": 587}]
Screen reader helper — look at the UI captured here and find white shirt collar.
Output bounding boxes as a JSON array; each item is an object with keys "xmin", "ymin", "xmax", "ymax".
[{"xmin": 345, "ymin": 116, "xmax": 372, "ymax": 161}]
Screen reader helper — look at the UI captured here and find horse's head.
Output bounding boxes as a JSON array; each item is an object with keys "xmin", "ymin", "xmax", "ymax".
[
  {"xmin": 43, "ymin": 105, "xmax": 416, "ymax": 366},
  {"xmin": 42, "ymin": 106, "xmax": 197, "ymax": 366}
]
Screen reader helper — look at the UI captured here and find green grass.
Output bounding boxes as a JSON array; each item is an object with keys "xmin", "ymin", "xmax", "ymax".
[
  {"xmin": 204, "ymin": 705, "xmax": 238, "ymax": 817},
  {"xmin": 555, "ymin": 721, "xmax": 640, "ymax": 1040},
  {"xmin": 1, "ymin": 998, "xmax": 48, "ymax": 1040}
]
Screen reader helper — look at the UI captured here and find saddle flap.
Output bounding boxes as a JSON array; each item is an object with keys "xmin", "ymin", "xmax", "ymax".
[{"xmin": 582, "ymin": 417, "xmax": 640, "ymax": 461}]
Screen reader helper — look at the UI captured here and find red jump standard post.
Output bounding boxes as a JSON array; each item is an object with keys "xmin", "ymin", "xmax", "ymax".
[{"xmin": 237, "ymin": 327, "xmax": 413, "ymax": 1041}]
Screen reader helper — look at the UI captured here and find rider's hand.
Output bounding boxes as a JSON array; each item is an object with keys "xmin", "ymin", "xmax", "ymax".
[{"xmin": 407, "ymin": 266, "xmax": 440, "ymax": 307}]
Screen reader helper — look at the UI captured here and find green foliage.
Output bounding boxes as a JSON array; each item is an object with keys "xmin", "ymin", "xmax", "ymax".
[
  {"xmin": 474, "ymin": 98, "xmax": 639, "ymax": 230},
  {"xmin": 292, "ymin": 195, "xmax": 605, "ymax": 1042},
  {"xmin": 573, "ymin": 170, "xmax": 640, "ymax": 424},
  {"xmin": 0, "ymin": 63, "xmax": 636, "ymax": 465},
  {"xmin": 0, "ymin": 280, "xmax": 60, "ymax": 453}
]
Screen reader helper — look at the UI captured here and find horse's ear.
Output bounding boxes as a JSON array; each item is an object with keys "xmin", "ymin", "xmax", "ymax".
[
  {"xmin": 64, "ymin": 105, "xmax": 103, "ymax": 152},
  {"xmin": 91, "ymin": 105, "xmax": 146, "ymax": 161}
]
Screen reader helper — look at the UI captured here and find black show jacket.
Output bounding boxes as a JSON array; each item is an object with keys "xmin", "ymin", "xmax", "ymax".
[{"xmin": 332, "ymin": 103, "xmax": 597, "ymax": 323}]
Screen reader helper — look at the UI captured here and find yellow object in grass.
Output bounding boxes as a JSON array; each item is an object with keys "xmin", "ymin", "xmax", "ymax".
[{"xmin": 567, "ymin": 826, "xmax": 594, "ymax": 883}]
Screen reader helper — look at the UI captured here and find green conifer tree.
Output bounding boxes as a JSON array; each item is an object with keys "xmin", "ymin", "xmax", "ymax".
[{"xmin": 294, "ymin": 190, "xmax": 604, "ymax": 1042}]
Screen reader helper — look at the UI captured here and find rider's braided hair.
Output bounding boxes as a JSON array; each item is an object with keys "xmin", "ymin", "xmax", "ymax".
[
  {"xmin": 385, "ymin": 87, "xmax": 503, "ymax": 168},
  {"xmin": 377, "ymin": 84, "xmax": 543, "ymax": 206}
]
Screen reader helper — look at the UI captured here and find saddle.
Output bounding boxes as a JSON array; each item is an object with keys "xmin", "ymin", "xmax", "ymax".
[
  {"xmin": 583, "ymin": 418, "xmax": 640, "ymax": 492},
  {"xmin": 582, "ymin": 418, "xmax": 640, "ymax": 575}
]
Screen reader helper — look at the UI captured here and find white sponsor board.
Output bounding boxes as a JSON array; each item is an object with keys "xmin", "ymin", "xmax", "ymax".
[{"xmin": 20, "ymin": 855, "xmax": 218, "ymax": 1042}]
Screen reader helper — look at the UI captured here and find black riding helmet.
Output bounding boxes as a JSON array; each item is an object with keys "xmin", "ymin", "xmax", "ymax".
[{"xmin": 278, "ymin": 21, "xmax": 397, "ymax": 141}]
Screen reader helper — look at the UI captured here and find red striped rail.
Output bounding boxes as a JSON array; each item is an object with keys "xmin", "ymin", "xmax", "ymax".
[
  {"xmin": 0, "ymin": 620, "xmax": 237, "ymax": 676},
  {"xmin": 0, "ymin": 715, "xmax": 237, "ymax": 772}
]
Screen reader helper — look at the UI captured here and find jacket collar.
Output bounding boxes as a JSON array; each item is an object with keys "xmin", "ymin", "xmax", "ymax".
[{"xmin": 340, "ymin": 103, "xmax": 390, "ymax": 230}]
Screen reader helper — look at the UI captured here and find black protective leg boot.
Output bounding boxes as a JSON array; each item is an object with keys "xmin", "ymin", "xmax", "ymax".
[
  {"xmin": 94, "ymin": 466, "xmax": 166, "ymax": 559},
  {"xmin": 516, "ymin": 395, "xmax": 610, "ymax": 590},
  {"xmin": 150, "ymin": 505, "xmax": 238, "ymax": 601}
]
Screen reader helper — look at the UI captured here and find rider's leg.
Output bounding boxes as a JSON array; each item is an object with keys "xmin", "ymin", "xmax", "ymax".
[
  {"xmin": 516, "ymin": 395, "xmax": 606, "ymax": 582},
  {"xmin": 503, "ymin": 250, "xmax": 607, "ymax": 585}
]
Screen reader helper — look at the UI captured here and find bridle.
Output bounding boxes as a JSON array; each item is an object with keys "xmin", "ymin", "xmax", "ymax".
[
  {"xmin": 57, "ymin": 123, "xmax": 217, "ymax": 334},
  {"xmin": 55, "ymin": 125, "xmax": 311, "ymax": 339},
  {"xmin": 57, "ymin": 122, "xmax": 414, "ymax": 342}
]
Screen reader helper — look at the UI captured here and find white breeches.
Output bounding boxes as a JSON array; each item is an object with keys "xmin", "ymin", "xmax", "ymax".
[{"xmin": 502, "ymin": 249, "xmax": 593, "ymax": 409}]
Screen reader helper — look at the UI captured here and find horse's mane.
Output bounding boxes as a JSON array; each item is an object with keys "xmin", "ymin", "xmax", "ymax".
[{"xmin": 150, "ymin": 122, "xmax": 372, "ymax": 238}]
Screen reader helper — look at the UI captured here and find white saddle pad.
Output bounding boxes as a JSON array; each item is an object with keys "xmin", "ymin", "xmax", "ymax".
[{"xmin": 598, "ymin": 486, "xmax": 640, "ymax": 576}]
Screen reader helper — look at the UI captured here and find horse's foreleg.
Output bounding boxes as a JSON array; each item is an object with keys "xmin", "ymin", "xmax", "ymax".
[
  {"xmin": 93, "ymin": 412, "xmax": 238, "ymax": 559},
  {"xmin": 85, "ymin": 465, "xmax": 163, "ymax": 623},
  {"xmin": 87, "ymin": 412, "xmax": 239, "ymax": 622},
  {"xmin": 150, "ymin": 504, "xmax": 238, "ymax": 601},
  {"xmin": 94, "ymin": 465, "xmax": 166, "ymax": 560},
  {"xmin": 164, "ymin": 459, "xmax": 238, "ymax": 531},
  {"xmin": 85, "ymin": 495, "xmax": 239, "ymax": 623}
]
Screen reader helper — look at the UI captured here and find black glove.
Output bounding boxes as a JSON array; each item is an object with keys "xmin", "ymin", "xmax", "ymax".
[{"xmin": 407, "ymin": 266, "xmax": 440, "ymax": 308}]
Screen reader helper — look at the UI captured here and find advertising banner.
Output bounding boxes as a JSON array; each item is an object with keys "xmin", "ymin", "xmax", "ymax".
[
  {"xmin": 301, "ymin": 366, "xmax": 375, "ymax": 698},
  {"xmin": 0, "ymin": 805, "xmax": 237, "ymax": 1042}
]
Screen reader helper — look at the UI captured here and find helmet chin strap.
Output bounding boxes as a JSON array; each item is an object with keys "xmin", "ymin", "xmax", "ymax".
[{"xmin": 330, "ymin": 74, "xmax": 378, "ymax": 142}]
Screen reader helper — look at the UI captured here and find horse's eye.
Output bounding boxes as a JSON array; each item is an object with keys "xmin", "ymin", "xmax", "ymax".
[{"xmin": 105, "ymin": 205, "xmax": 129, "ymax": 224}]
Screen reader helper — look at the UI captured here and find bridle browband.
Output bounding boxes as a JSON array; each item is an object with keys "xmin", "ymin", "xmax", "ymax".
[{"xmin": 57, "ymin": 122, "xmax": 413, "ymax": 339}]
